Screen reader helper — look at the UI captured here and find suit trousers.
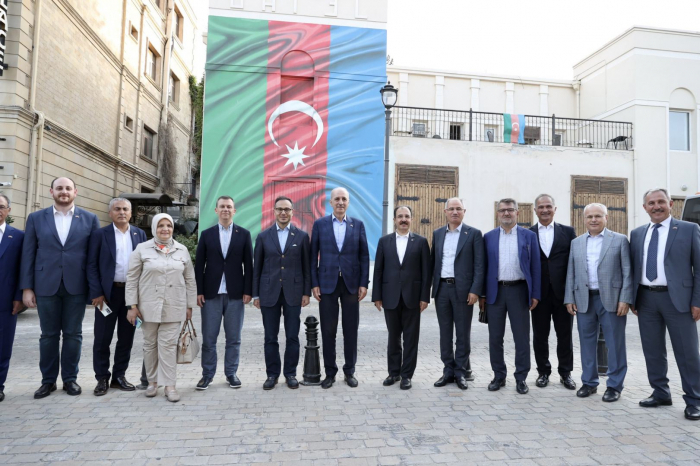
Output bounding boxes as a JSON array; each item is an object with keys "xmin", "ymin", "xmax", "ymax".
[
  {"xmin": 531, "ymin": 284, "xmax": 574, "ymax": 377},
  {"xmin": 319, "ymin": 276, "xmax": 359, "ymax": 378},
  {"xmin": 435, "ymin": 282, "xmax": 472, "ymax": 378},
  {"xmin": 637, "ymin": 288, "xmax": 700, "ymax": 406},
  {"xmin": 384, "ymin": 296, "xmax": 421, "ymax": 379},
  {"xmin": 261, "ymin": 290, "xmax": 302, "ymax": 378},
  {"xmin": 576, "ymin": 293, "xmax": 627, "ymax": 392},
  {"xmin": 141, "ymin": 321, "xmax": 180, "ymax": 386},
  {"xmin": 0, "ymin": 311, "xmax": 17, "ymax": 390},
  {"xmin": 201, "ymin": 294, "xmax": 245, "ymax": 378},
  {"xmin": 35, "ymin": 281, "xmax": 87, "ymax": 384},
  {"xmin": 92, "ymin": 285, "xmax": 136, "ymax": 381},
  {"xmin": 488, "ymin": 282, "xmax": 530, "ymax": 381}
]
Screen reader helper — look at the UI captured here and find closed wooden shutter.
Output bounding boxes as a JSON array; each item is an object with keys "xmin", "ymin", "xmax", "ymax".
[
  {"xmin": 671, "ymin": 197, "xmax": 685, "ymax": 220},
  {"xmin": 571, "ymin": 176, "xmax": 628, "ymax": 236},
  {"xmin": 493, "ymin": 202, "xmax": 533, "ymax": 228}
]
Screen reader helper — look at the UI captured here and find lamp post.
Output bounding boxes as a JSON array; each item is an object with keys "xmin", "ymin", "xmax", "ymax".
[{"xmin": 380, "ymin": 81, "xmax": 398, "ymax": 236}]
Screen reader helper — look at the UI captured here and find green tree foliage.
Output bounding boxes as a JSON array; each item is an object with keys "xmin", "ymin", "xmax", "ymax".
[
  {"xmin": 175, "ymin": 234, "xmax": 198, "ymax": 264},
  {"xmin": 189, "ymin": 75, "xmax": 204, "ymax": 179}
]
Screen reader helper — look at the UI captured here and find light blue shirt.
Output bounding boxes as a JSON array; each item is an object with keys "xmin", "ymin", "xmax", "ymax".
[
  {"xmin": 498, "ymin": 226, "xmax": 525, "ymax": 281},
  {"xmin": 276, "ymin": 223, "xmax": 289, "ymax": 251},
  {"xmin": 332, "ymin": 215, "xmax": 347, "ymax": 251},
  {"xmin": 586, "ymin": 228, "xmax": 606, "ymax": 290},
  {"xmin": 440, "ymin": 223, "xmax": 461, "ymax": 278},
  {"xmin": 218, "ymin": 223, "xmax": 233, "ymax": 294}
]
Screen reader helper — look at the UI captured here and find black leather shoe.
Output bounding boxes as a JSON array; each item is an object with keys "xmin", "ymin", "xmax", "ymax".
[
  {"xmin": 516, "ymin": 380, "xmax": 529, "ymax": 394},
  {"xmin": 602, "ymin": 387, "xmax": 620, "ymax": 402},
  {"xmin": 344, "ymin": 375, "xmax": 358, "ymax": 388},
  {"xmin": 639, "ymin": 395, "xmax": 672, "ymax": 407},
  {"xmin": 560, "ymin": 375, "xmax": 577, "ymax": 390},
  {"xmin": 0, "ymin": 390, "xmax": 5, "ymax": 402},
  {"xmin": 456, "ymin": 376, "xmax": 469, "ymax": 390},
  {"xmin": 685, "ymin": 405, "xmax": 700, "ymax": 420},
  {"xmin": 63, "ymin": 381, "xmax": 82, "ymax": 396},
  {"xmin": 286, "ymin": 376, "xmax": 299, "ymax": 389},
  {"xmin": 110, "ymin": 376, "xmax": 135, "ymax": 391},
  {"xmin": 263, "ymin": 377, "xmax": 278, "ymax": 390},
  {"xmin": 383, "ymin": 375, "xmax": 401, "ymax": 386},
  {"xmin": 434, "ymin": 375, "xmax": 455, "ymax": 387},
  {"xmin": 321, "ymin": 377, "xmax": 335, "ymax": 389},
  {"xmin": 93, "ymin": 378, "xmax": 109, "ymax": 396},
  {"xmin": 400, "ymin": 378, "xmax": 412, "ymax": 390},
  {"xmin": 196, "ymin": 377, "xmax": 213, "ymax": 390},
  {"xmin": 488, "ymin": 378, "xmax": 506, "ymax": 391},
  {"xmin": 34, "ymin": 383, "xmax": 57, "ymax": 399},
  {"xmin": 576, "ymin": 384, "xmax": 597, "ymax": 398},
  {"xmin": 465, "ymin": 371, "xmax": 475, "ymax": 382},
  {"xmin": 227, "ymin": 375, "xmax": 241, "ymax": 389},
  {"xmin": 535, "ymin": 374, "xmax": 549, "ymax": 388}
]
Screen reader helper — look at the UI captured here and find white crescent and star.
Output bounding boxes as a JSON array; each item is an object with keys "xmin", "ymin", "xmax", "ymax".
[{"xmin": 267, "ymin": 100, "xmax": 324, "ymax": 171}]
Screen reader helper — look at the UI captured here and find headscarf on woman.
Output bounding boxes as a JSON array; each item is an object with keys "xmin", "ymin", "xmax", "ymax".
[{"xmin": 151, "ymin": 213, "xmax": 175, "ymax": 252}]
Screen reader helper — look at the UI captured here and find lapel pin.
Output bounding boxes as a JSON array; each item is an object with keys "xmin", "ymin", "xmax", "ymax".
[
  {"xmin": 411, "ymin": 238, "xmax": 414, "ymax": 241},
  {"xmin": 8, "ymin": 235, "xmax": 12, "ymax": 238},
  {"xmin": 291, "ymin": 232, "xmax": 295, "ymax": 236},
  {"xmin": 673, "ymin": 226, "xmax": 678, "ymax": 230},
  {"xmin": 235, "ymin": 230, "xmax": 239, "ymax": 233},
  {"xmin": 75, "ymin": 215, "xmax": 80, "ymax": 218},
  {"xmin": 351, "ymin": 224, "xmax": 354, "ymax": 228}
]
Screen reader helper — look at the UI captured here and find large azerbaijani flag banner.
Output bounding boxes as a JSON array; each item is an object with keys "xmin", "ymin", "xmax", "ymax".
[
  {"xmin": 503, "ymin": 114, "xmax": 525, "ymax": 144},
  {"xmin": 201, "ymin": 16, "xmax": 387, "ymax": 258}
]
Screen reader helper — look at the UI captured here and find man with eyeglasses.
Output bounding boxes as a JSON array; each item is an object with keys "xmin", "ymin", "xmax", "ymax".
[
  {"xmin": 194, "ymin": 196, "xmax": 253, "ymax": 390},
  {"xmin": 481, "ymin": 198, "xmax": 540, "ymax": 395},
  {"xmin": 431, "ymin": 198, "xmax": 484, "ymax": 390},
  {"xmin": 0, "ymin": 194, "xmax": 25, "ymax": 402},
  {"xmin": 252, "ymin": 196, "xmax": 310, "ymax": 390}
]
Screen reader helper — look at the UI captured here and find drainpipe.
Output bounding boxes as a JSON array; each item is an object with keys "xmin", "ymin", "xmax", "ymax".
[
  {"xmin": 572, "ymin": 81, "xmax": 581, "ymax": 119},
  {"xmin": 33, "ymin": 122, "xmax": 45, "ymax": 209},
  {"xmin": 160, "ymin": 0, "xmax": 174, "ymax": 126},
  {"xmin": 25, "ymin": 0, "xmax": 44, "ymax": 212},
  {"xmin": 25, "ymin": 111, "xmax": 44, "ymax": 210}
]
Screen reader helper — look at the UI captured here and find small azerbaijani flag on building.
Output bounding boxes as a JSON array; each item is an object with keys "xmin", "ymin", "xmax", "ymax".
[{"xmin": 503, "ymin": 114, "xmax": 526, "ymax": 144}]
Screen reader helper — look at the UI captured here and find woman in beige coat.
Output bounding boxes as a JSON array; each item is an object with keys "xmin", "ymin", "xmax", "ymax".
[{"xmin": 126, "ymin": 213, "xmax": 197, "ymax": 402}]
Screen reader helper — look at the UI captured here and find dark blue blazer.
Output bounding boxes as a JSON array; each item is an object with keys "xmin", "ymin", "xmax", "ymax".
[
  {"xmin": 87, "ymin": 224, "xmax": 147, "ymax": 302},
  {"xmin": 0, "ymin": 225, "xmax": 24, "ymax": 313},
  {"xmin": 19, "ymin": 206, "xmax": 100, "ymax": 296},
  {"xmin": 252, "ymin": 224, "xmax": 311, "ymax": 307},
  {"xmin": 195, "ymin": 223, "xmax": 253, "ymax": 300},
  {"xmin": 483, "ymin": 226, "xmax": 541, "ymax": 305},
  {"xmin": 310, "ymin": 215, "xmax": 370, "ymax": 295},
  {"xmin": 431, "ymin": 223, "xmax": 485, "ymax": 301}
]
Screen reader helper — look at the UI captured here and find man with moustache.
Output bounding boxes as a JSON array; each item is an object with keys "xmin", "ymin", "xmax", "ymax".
[
  {"xmin": 0, "ymin": 194, "xmax": 25, "ymax": 402},
  {"xmin": 20, "ymin": 177, "xmax": 100, "ymax": 398},
  {"xmin": 252, "ymin": 196, "xmax": 311, "ymax": 390},
  {"xmin": 630, "ymin": 188, "xmax": 700, "ymax": 420},
  {"xmin": 195, "ymin": 196, "xmax": 253, "ymax": 390},
  {"xmin": 529, "ymin": 194, "xmax": 577, "ymax": 390},
  {"xmin": 87, "ymin": 198, "xmax": 147, "ymax": 396},
  {"xmin": 431, "ymin": 198, "xmax": 484, "ymax": 390},
  {"xmin": 372, "ymin": 206, "xmax": 431, "ymax": 390},
  {"xmin": 311, "ymin": 187, "xmax": 370, "ymax": 389}
]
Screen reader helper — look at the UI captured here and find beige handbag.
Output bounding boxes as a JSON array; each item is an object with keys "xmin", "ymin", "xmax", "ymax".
[{"xmin": 177, "ymin": 319, "xmax": 200, "ymax": 364}]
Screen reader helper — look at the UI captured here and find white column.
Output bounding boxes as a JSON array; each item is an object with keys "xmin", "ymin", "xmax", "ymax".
[
  {"xmin": 505, "ymin": 81, "xmax": 514, "ymax": 114},
  {"xmin": 539, "ymin": 85, "xmax": 549, "ymax": 116},
  {"xmin": 399, "ymin": 73, "xmax": 409, "ymax": 106},
  {"xmin": 435, "ymin": 75, "xmax": 444, "ymax": 109},
  {"xmin": 470, "ymin": 79, "xmax": 480, "ymax": 111}
]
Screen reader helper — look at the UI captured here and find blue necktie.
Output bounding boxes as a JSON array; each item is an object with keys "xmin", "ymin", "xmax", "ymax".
[{"xmin": 645, "ymin": 223, "xmax": 661, "ymax": 282}]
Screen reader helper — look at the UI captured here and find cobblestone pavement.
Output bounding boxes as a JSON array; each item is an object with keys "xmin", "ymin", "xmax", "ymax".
[{"xmin": 2, "ymin": 302, "xmax": 700, "ymax": 465}]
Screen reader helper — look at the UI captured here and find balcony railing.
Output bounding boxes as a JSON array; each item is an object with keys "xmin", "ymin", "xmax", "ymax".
[{"xmin": 391, "ymin": 106, "xmax": 633, "ymax": 150}]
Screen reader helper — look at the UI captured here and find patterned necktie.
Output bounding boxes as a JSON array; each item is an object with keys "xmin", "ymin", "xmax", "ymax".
[{"xmin": 645, "ymin": 223, "xmax": 662, "ymax": 282}]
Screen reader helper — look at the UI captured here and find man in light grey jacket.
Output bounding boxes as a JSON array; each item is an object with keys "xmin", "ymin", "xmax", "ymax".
[{"xmin": 564, "ymin": 203, "xmax": 632, "ymax": 403}]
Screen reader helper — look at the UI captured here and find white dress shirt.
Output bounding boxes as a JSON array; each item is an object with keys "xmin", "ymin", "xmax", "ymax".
[
  {"xmin": 218, "ymin": 223, "xmax": 233, "ymax": 294},
  {"xmin": 113, "ymin": 224, "xmax": 133, "ymax": 283},
  {"xmin": 640, "ymin": 215, "xmax": 672, "ymax": 286},
  {"xmin": 537, "ymin": 222, "xmax": 555, "ymax": 257},
  {"xmin": 498, "ymin": 226, "xmax": 525, "ymax": 281},
  {"xmin": 440, "ymin": 223, "xmax": 462, "ymax": 278},
  {"xmin": 332, "ymin": 215, "xmax": 347, "ymax": 252},
  {"xmin": 0, "ymin": 221, "xmax": 5, "ymax": 244},
  {"xmin": 396, "ymin": 232, "xmax": 409, "ymax": 264},
  {"xmin": 53, "ymin": 206, "xmax": 74, "ymax": 246},
  {"xmin": 586, "ymin": 229, "xmax": 606, "ymax": 290}
]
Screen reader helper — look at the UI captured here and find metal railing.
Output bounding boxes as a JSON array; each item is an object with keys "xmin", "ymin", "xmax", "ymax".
[{"xmin": 391, "ymin": 106, "xmax": 633, "ymax": 150}]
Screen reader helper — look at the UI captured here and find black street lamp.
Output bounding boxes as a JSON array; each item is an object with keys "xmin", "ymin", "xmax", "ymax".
[{"xmin": 380, "ymin": 81, "xmax": 398, "ymax": 236}]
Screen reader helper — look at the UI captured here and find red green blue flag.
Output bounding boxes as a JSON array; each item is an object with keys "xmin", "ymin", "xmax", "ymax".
[{"xmin": 504, "ymin": 114, "xmax": 525, "ymax": 144}]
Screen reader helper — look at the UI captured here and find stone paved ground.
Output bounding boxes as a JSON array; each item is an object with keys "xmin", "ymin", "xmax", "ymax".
[{"xmin": 2, "ymin": 303, "xmax": 700, "ymax": 465}]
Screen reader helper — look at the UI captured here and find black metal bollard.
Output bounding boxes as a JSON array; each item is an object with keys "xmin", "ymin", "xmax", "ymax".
[
  {"xmin": 301, "ymin": 315, "xmax": 322, "ymax": 386},
  {"xmin": 597, "ymin": 323, "xmax": 608, "ymax": 375}
]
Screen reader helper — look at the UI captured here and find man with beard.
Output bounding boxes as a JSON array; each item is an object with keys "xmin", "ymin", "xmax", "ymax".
[{"xmin": 21, "ymin": 177, "xmax": 100, "ymax": 398}]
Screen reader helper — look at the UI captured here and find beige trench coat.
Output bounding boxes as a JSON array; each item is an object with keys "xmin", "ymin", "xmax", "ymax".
[{"xmin": 125, "ymin": 239, "xmax": 197, "ymax": 323}]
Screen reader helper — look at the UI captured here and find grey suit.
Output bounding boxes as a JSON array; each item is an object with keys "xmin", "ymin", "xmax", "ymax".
[
  {"xmin": 630, "ymin": 218, "xmax": 700, "ymax": 406},
  {"xmin": 565, "ymin": 229, "xmax": 632, "ymax": 391}
]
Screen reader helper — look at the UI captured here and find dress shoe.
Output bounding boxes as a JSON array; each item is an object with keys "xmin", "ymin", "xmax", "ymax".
[
  {"xmin": 164, "ymin": 387, "xmax": 180, "ymax": 402},
  {"xmin": 196, "ymin": 377, "xmax": 213, "ymax": 390},
  {"xmin": 286, "ymin": 376, "xmax": 299, "ymax": 389},
  {"xmin": 0, "ymin": 390, "xmax": 4, "ymax": 402},
  {"xmin": 685, "ymin": 405, "xmax": 700, "ymax": 420},
  {"xmin": 456, "ymin": 376, "xmax": 469, "ymax": 390},
  {"xmin": 639, "ymin": 395, "xmax": 672, "ymax": 407},
  {"xmin": 145, "ymin": 384, "xmax": 158, "ymax": 397},
  {"xmin": 535, "ymin": 374, "xmax": 549, "ymax": 388},
  {"xmin": 465, "ymin": 371, "xmax": 475, "ymax": 382},
  {"xmin": 400, "ymin": 378, "xmax": 412, "ymax": 390},
  {"xmin": 110, "ymin": 376, "xmax": 135, "ymax": 391},
  {"xmin": 576, "ymin": 384, "xmax": 597, "ymax": 398},
  {"xmin": 263, "ymin": 377, "xmax": 278, "ymax": 390},
  {"xmin": 488, "ymin": 378, "xmax": 506, "ymax": 391},
  {"xmin": 383, "ymin": 375, "xmax": 401, "ymax": 386},
  {"xmin": 344, "ymin": 375, "xmax": 359, "ymax": 388},
  {"xmin": 321, "ymin": 376, "xmax": 335, "ymax": 389},
  {"xmin": 227, "ymin": 374, "xmax": 241, "ymax": 389},
  {"xmin": 434, "ymin": 375, "xmax": 455, "ymax": 387},
  {"xmin": 602, "ymin": 387, "xmax": 620, "ymax": 402},
  {"xmin": 560, "ymin": 375, "xmax": 577, "ymax": 390},
  {"xmin": 516, "ymin": 380, "xmax": 529, "ymax": 394},
  {"xmin": 93, "ymin": 378, "xmax": 109, "ymax": 396},
  {"xmin": 34, "ymin": 383, "xmax": 57, "ymax": 399},
  {"xmin": 63, "ymin": 381, "xmax": 82, "ymax": 396}
]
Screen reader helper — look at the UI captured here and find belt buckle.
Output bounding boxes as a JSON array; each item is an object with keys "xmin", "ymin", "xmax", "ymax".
[{"xmin": 447, "ymin": 278, "xmax": 455, "ymax": 284}]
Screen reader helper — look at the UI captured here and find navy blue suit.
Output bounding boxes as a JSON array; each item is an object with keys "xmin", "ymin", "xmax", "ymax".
[
  {"xmin": 0, "ymin": 225, "xmax": 24, "ymax": 392},
  {"xmin": 310, "ymin": 215, "xmax": 370, "ymax": 378},
  {"xmin": 195, "ymin": 223, "xmax": 253, "ymax": 300},
  {"xmin": 87, "ymin": 224, "xmax": 147, "ymax": 381}
]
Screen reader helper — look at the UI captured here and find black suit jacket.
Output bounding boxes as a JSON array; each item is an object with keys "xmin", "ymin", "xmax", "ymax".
[
  {"xmin": 372, "ymin": 232, "xmax": 431, "ymax": 309},
  {"xmin": 431, "ymin": 223, "xmax": 485, "ymax": 301},
  {"xmin": 252, "ymin": 224, "xmax": 311, "ymax": 307},
  {"xmin": 195, "ymin": 223, "xmax": 253, "ymax": 300},
  {"xmin": 529, "ymin": 222, "xmax": 576, "ymax": 302}
]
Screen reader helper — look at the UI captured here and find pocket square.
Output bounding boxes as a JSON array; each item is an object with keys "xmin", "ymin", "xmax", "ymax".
[{"xmin": 292, "ymin": 244, "xmax": 298, "ymax": 247}]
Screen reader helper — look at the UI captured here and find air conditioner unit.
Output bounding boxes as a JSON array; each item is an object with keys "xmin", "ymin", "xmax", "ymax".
[{"xmin": 553, "ymin": 134, "xmax": 563, "ymax": 146}]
